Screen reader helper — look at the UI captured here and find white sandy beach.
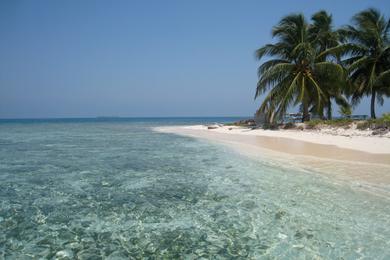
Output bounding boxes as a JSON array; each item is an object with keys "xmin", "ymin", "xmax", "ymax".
[
  {"xmin": 175, "ymin": 124, "xmax": 390, "ymax": 154},
  {"xmin": 156, "ymin": 125, "xmax": 390, "ymax": 197}
]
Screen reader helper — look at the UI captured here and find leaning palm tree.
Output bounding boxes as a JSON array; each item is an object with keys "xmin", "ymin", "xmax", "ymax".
[
  {"xmin": 333, "ymin": 8, "xmax": 390, "ymax": 119},
  {"xmin": 255, "ymin": 13, "xmax": 344, "ymax": 122}
]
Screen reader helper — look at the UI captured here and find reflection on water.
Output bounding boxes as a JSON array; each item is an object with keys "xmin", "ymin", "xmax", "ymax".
[{"xmin": 0, "ymin": 121, "xmax": 389, "ymax": 259}]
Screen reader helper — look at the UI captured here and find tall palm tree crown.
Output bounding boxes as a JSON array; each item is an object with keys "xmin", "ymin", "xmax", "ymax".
[{"xmin": 310, "ymin": 11, "xmax": 339, "ymax": 54}]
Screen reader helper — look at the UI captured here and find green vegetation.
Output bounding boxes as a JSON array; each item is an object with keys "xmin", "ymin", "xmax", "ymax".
[
  {"xmin": 257, "ymin": 113, "xmax": 390, "ymax": 130},
  {"xmin": 262, "ymin": 122, "xmax": 279, "ymax": 130},
  {"xmin": 338, "ymin": 106, "xmax": 352, "ymax": 118},
  {"xmin": 356, "ymin": 113, "xmax": 390, "ymax": 130},
  {"xmin": 255, "ymin": 8, "xmax": 390, "ymax": 122},
  {"xmin": 305, "ymin": 118, "xmax": 354, "ymax": 129},
  {"xmin": 225, "ymin": 119, "xmax": 256, "ymax": 127},
  {"xmin": 282, "ymin": 122, "xmax": 296, "ymax": 129},
  {"xmin": 383, "ymin": 113, "xmax": 390, "ymax": 122},
  {"xmin": 224, "ymin": 122, "xmax": 249, "ymax": 127},
  {"xmin": 228, "ymin": 113, "xmax": 390, "ymax": 131},
  {"xmin": 279, "ymin": 114, "xmax": 389, "ymax": 131}
]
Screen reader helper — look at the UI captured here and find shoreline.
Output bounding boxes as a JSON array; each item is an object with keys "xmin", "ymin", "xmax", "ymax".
[
  {"xmin": 155, "ymin": 125, "xmax": 390, "ymax": 198},
  {"xmin": 157, "ymin": 124, "xmax": 390, "ymax": 155}
]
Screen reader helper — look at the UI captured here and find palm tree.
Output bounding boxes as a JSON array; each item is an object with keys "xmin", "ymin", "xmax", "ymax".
[
  {"xmin": 334, "ymin": 8, "xmax": 390, "ymax": 119},
  {"xmin": 310, "ymin": 11, "xmax": 339, "ymax": 55},
  {"xmin": 255, "ymin": 13, "xmax": 344, "ymax": 122},
  {"xmin": 309, "ymin": 11, "xmax": 349, "ymax": 120}
]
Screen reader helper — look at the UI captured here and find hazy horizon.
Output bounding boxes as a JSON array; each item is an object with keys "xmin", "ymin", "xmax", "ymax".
[
  {"xmin": 1, "ymin": 0, "xmax": 390, "ymax": 119},
  {"xmin": 0, "ymin": 116, "xmax": 250, "ymax": 120}
]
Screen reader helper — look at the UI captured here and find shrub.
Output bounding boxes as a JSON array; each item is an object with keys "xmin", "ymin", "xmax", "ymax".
[
  {"xmin": 356, "ymin": 121, "xmax": 370, "ymax": 130},
  {"xmin": 324, "ymin": 118, "xmax": 353, "ymax": 127},
  {"xmin": 370, "ymin": 119, "xmax": 390, "ymax": 129},
  {"xmin": 305, "ymin": 119, "xmax": 323, "ymax": 129},
  {"xmin": 304, "ymin": 119, "xmax": 353, "ymax": 130},
  {"xmin": 262, "ymin": 123, "xmax": 279, "ymax": 130},
  {"xmin": 283, "ymin": 122, "xmax": 296, "ymax": 129},
  {"xmin": 355, "ymin": 114, "xmax": 390, "ymax": 130},
  {"xmin": 382, "ymin": 113, "xmax": 390, "ymax": 123}
]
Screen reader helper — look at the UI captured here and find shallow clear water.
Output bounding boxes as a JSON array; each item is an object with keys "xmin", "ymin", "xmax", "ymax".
[{"xmin": 0, "ymin": 118, "xmax": 389, "ymax": 259}]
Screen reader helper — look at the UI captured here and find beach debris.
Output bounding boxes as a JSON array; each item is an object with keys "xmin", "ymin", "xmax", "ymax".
[
  {"xmin": 372, "ymin": 128, "xmax": 389, "ymax": 135},
  {"xmin": 230, "ymin": 119, "xmax": 256, "ymax": 127},
  {"xmin": 206, "ymin": 123, "xmax": 221, "ymax": 129},
  {"xmin": 283, "ymin": 122, "xmax": 296, "ymax": 129}
]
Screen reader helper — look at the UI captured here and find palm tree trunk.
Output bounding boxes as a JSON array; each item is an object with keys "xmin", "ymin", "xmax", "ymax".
[
  {"xmin": 269, "ymin": 111, "xmax": 275, "ymax": 124},
  {"xmin": 371, "ymin": 90, "xmax": 376, "ymax": 119},
  {"xmin": 327, "ymin": 99, "xmax": 332, "ymax": 120},
  {"xmin": 302, "ymin": 102, "xmax": 310, "ymax": 122}
]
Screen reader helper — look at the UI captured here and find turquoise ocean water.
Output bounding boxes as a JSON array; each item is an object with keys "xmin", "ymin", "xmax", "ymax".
[{"xmin": 0, "ymin": 118, "xmax": 389, "ymax": 259}]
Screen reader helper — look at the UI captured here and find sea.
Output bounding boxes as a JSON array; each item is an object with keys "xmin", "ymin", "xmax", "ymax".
[{"xmin": 0, "ymin": 117, "xmax": 389, "ymax": 259}]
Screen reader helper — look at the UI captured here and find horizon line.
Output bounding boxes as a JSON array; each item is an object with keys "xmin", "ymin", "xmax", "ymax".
[{"xmin": 0, "ymin": 115, "xmax": 252, "ymax": 120}]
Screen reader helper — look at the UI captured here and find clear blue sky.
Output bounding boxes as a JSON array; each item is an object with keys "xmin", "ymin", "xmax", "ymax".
[{"xmin": 1, "ymin": 0, "xmax": 389, "ymax": 118}]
